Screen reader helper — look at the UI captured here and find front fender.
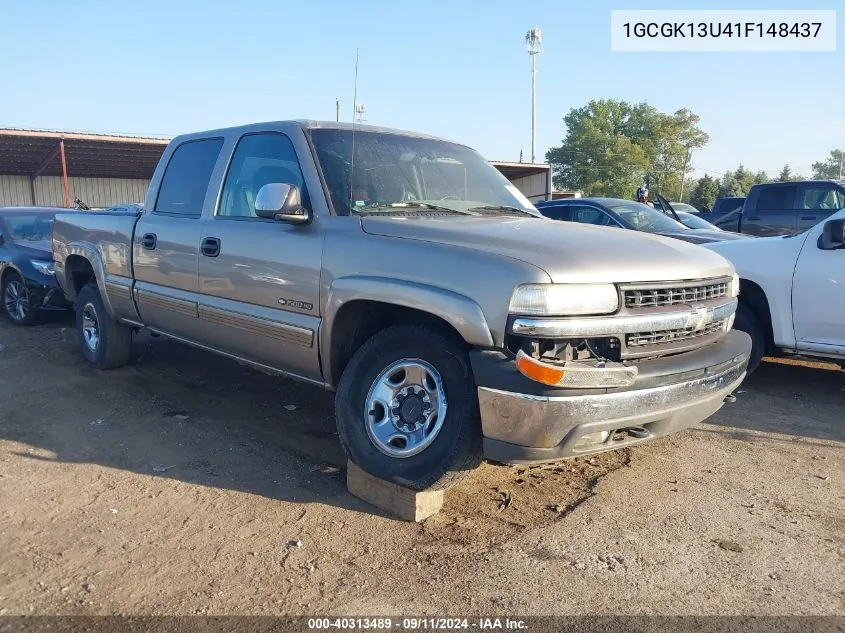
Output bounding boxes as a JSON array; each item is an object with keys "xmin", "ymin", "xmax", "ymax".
[{"xmin": 321, "ymin": 276, "xmax": 495, "ymax": 382}]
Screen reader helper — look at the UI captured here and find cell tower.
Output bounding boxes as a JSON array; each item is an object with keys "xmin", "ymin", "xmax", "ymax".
[
  {"xmin": 525, "ymin": 27, "xmax": 542, "ymax": 163},
  {"xmin": 355, "ymin": 103, "xmax": 367, "ymax": 124}
]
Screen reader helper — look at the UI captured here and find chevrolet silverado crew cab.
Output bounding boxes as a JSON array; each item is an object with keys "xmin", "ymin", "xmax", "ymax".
[
  {"xmin": 705, "ymin": 209, "xmax": 845, "ymax": 374},
  {"xmin": 52, "ymin": 121, "xmax": 751, "ymax": 490}
]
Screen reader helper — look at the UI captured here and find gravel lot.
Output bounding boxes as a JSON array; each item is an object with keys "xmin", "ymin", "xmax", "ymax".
[{"xmin": 0, "ymin": 315, "xmax": 842, "ymax": 616}]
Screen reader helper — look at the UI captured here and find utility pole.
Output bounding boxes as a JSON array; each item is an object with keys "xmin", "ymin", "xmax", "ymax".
[
  {"xmin": 525, "ymin": 28, "xmax": 542, "ymax": 164},
  {"xmin": 336, "ymin": 98, "xmax": 340, "ymax": 122},
  {"xmin": 839, "ymin": 151, "xmax": 843, "ymax": 180},
  {"xmin": 679, "ymin": 146, "xmax": 692, "ymax": 202}
]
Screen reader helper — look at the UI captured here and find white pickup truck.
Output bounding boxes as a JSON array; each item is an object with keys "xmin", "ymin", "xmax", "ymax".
[{"xmin": 705, "ymin": 208, "xmax": 845, "ymax": 373}]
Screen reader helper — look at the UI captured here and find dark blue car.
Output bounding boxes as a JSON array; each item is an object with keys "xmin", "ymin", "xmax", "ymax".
[
  {"xmin": 0, "ymin": 207, "xmax": 72, "ymax": 325},
  {"xmin": 535, "ymin": 197, "xmax": 748, "ymax": 244}
]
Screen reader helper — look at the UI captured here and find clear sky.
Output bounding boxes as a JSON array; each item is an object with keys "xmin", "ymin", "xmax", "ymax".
[{"xmin": 1, "ymin": 0, "xmax": 841, "ymax": 179}]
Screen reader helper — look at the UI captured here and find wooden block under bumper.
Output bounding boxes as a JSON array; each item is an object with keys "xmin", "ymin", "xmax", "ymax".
[{"xmin": 346, "ymin": 461, "xmax": 444, "ymax": 522}]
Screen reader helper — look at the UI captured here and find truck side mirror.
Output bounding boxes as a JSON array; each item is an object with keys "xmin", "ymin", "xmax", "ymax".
[
  {"xmin": 819, "ymin": 218, "xmax": 845, "ymax": 250},
  {"xmin": 255, "ymin": 183, "xmax": 312, "ymax": 225}
]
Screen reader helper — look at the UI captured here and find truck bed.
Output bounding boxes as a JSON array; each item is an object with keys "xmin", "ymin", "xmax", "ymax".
[{"xmin": 52, "ymin": 207, "xmax": 140, "ymax": 294}]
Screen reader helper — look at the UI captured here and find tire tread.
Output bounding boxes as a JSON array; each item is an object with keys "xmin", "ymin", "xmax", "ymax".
[
  {"xmin": 76, "ymin": 283, "xmax": 132, "ymax": 370},
  {"xmin": 335, "ymin": 324, "xmax": 482, "ymax": 491}
]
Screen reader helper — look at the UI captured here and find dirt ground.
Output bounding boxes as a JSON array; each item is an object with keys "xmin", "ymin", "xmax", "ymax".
[{"xmin": 0, "ymin": 314, "xmax": 842, "ymax": 616}]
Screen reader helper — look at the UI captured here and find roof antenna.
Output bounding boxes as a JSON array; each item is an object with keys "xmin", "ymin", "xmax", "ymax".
[{"xmin": 348, "ymin": 48, "xmax": 359, "ymax": 214}]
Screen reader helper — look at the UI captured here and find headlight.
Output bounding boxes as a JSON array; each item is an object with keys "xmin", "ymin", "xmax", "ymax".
[
  {"xmin": 730, "ymin": 273, "xmax": 740, "ymax": 298},
  {"xmin": 509, "ymin": 283, "xmax": 619, "ymax": 316},
  {"xmin": 31, "ymin": 260, "xmax": 54, "ymax": 276}
]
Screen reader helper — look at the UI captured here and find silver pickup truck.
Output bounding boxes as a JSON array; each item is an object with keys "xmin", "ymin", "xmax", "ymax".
[{"xmin": 52, "ymin": 121, "xmax": 751, "ymax": 490}]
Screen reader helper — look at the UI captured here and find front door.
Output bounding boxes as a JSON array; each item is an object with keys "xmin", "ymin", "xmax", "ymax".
[
  {"xmin": 133, "ymin": 138, "xmax": 223, "ymax": 339},
  {"xmin": 792, "ymin": 214, "xmax": 845, "ymax": 353},
  {"xmin": 196, "ymin": 132, "xmax": 324, "ymax": 382}
]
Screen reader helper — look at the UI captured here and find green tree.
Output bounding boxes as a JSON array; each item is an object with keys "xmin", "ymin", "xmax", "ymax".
[
  {"xmin": 644, "ymin": 108, "xmax": 709, "ymax": 200},
  {"xmin": 811, "ymin": 150, "xmax": 845, "ymax": 180},
  {"xmin": 545, "ymin": 100, "xmax": 649, "ymax": 197},
  {"xmin": 681, "ymin": 176, "xmax": 698, "ymax": 202},
  {"xmin": 717, "ymin": 165, "xmax": 769, "ymax": 198},
  {"xmin": 546, "ymin": 99, "xmax": 708, "ymax": 199},
  {"xmin": 689, "ymin": 174, "xmax": 718, "ymax": 210},
  {"xmin": 776, "ymin": 164, "xmax": 804, "ymax": 182}
]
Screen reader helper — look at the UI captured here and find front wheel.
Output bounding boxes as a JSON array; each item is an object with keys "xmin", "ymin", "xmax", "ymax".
[
  {"xmin": 76, "ymin": 283, "xmax": 133, "ymax": 370},
  {"xmin": 335, "ymin": 325, "xmax": 482, "ymax": 491},
  {"xmin": 734, "ymin": 304, "xmax": 765, "ymax": 376},
  {"xmin": 2, "ymin": 272, "xmax": 38, "ymax": 326}
]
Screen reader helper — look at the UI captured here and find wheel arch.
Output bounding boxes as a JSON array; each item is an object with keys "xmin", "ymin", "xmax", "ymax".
[
  {"xmin": 738, "ymin": 278, "xmax": 775, "ymax": 354},
  {"xmin": 0, "ymin": 262, "xmax": 25, "ymax": 286},
  {"xmin": 322, "ymin": 277, "xmax": 494, "ymax": 389},
  {"xmin": 58, "ymin": 243, "xmax": 116, "ymax": 318}
]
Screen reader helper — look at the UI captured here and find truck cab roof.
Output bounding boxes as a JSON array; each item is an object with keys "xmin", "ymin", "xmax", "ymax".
[{"xmin": 170, "ymin": 120, "xmax": 466, "ymax": 147}]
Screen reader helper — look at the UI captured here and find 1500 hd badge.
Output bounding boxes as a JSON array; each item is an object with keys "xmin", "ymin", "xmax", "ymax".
[{"xmin": 278, "ymin": 298, "xmax": 313, "ymax": 311}]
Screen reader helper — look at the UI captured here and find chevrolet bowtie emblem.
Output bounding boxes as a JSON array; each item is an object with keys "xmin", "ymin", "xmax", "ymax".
[{"xmin": 691, "ymin": 305, "xmax": 710, "ymax": 331}]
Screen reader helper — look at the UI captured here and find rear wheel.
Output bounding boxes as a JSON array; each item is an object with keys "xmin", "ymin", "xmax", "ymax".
[
  {"xmin": 335, "ymin": 325, "xmax": 482, "ymax": 491},
  {"xmin": 76, "ymin": 283, "xmax": 133, "ymax": 370},
  {"xmin": 734, "ymin": 303, "xmax": 765, "ymax": 375},
  {"xmin": 2, "ymin": 271, "xmax": 38, "ymax": 326}
]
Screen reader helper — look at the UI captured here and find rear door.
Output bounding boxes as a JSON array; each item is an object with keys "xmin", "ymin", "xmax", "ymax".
[
  {"xmin": 133, "ymin": 138, "xmax": 224, "ymax": 338},
  {"xmin": 741, "ymin": 185, "xmax": 799, "ymax": 236},
  {"xmin": 797, "ymin": 183, "xmax": 845, "ymax": 232}
]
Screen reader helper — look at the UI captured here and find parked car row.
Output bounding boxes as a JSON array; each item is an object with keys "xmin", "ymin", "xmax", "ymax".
[{"xmin": 3, "ymin": 121, "xmax": 843, "ymax": 494}]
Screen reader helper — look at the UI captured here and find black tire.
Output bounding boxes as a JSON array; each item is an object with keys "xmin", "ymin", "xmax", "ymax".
[
  {"xmin": 335, "ymin": 325, "xmax": 482, "ymax": 491},
  {"xmin": 76, "ymin": 283, "xmax": 132, "ymax": 370},
  {"xmin": 2, "ymin": 271, "xmax": 38, "ymax": 326},
  {"xmin": 734, "ymin": 303, "xmax": 765, "ymax": 375}
]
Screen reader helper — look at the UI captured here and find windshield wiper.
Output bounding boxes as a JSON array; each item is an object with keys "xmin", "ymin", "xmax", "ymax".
[
  {"xmin": 465, "ymin": 205, "xmax": 537, "ymax": 217},
  {"xmin": 352, "ymin": 202, "xmax": 476, "ymax": 216}
]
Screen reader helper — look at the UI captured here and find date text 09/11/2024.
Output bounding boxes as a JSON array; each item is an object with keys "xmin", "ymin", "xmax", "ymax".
[
  {"xmin": 307, "ymin": 617, "xmax": 528, "ymax": 630},
  {"xmin": 622, "ymin": 22, "xmax": 823, "ymax": 39}
]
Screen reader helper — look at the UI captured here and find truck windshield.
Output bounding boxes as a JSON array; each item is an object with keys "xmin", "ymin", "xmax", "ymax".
[{"xmin": 309, "ymin": 128, "xmax": 540, "ymax": 217}]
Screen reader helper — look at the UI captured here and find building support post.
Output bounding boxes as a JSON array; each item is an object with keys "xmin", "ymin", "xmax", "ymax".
[{"xmin": 59, "ymin": 138, "xmax": 70, "ymax": 208}]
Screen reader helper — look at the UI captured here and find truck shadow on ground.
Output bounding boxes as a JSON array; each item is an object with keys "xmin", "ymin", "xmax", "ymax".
[
  {"xmin": 704, "ymin": 358, "xmax": 845, "ymax": 444},
  {"xmin": 2, "ymin": 320, "xmax": 629, "ymax": 536},
  {"xmin": 0, "ymin": 320, "xmax": 387, "ymax": 517}
]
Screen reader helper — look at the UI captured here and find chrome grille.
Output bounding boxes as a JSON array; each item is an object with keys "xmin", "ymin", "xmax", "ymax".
[
  {"xmin": 627, "ymin": 319, "xmax": 726, "ymax": 348},
  {"xmin": 624, "ymin": 281, "xmax": 729, "ymax": 309}
]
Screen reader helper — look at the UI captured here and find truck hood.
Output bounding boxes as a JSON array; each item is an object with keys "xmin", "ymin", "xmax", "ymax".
[
  {"xmin": 654, "ymin": 229, "xmax": 751, "ymax": 244},
  {"xmin": 361, "ymin": 216, "xmax": 734, "ymax": 283}
]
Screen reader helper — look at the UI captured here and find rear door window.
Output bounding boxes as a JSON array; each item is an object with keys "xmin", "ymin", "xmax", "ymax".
[
  {"xmin": 539, "ymin": 205, "xmax": 573, "ymax": 221},
  {"xmin": 754, "ymin": 186, "xmax": 797, "ymax": 212},
  {"xmin": 571, "ymin": 206, "xmax": 618, "ymax": 226},
  {"xmin": 154, "ymin": 138, "xmax": 224, "ymax": 217},
  {"xmin": 801, "ymin": 185, "xmax": 845, "ymax": 210}
]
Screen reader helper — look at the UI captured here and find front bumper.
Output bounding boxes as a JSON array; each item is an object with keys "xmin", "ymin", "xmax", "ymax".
[
  {"xmin": 471, "ymin": 329, "xmax": 751, "ymax": 464},
  {"xmin": 30, "ymin": 284, "xmax": 72, "ymax": 311}
]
